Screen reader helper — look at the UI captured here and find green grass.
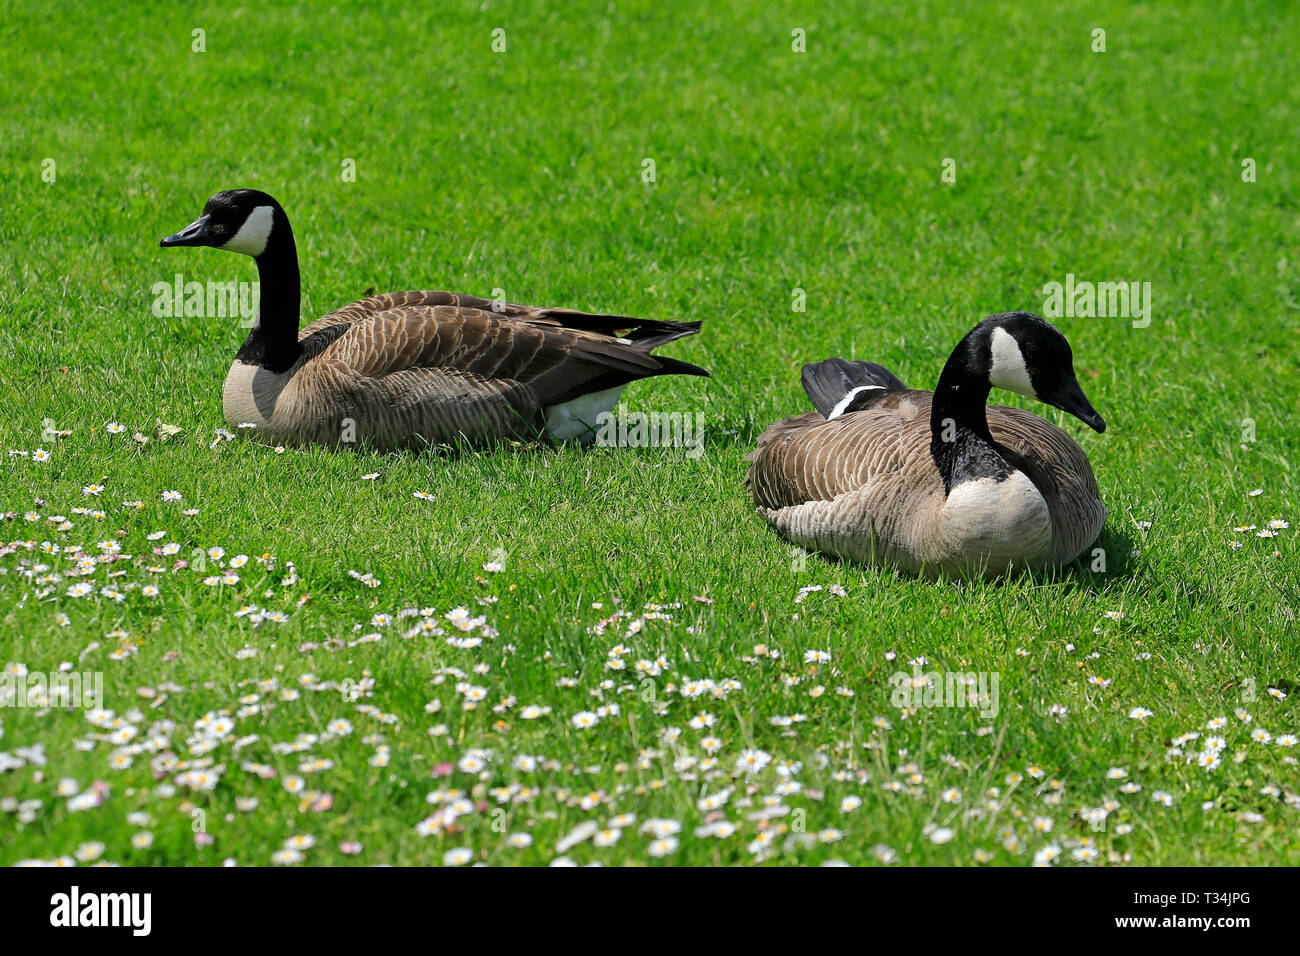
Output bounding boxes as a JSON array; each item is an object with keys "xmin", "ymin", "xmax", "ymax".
[{"xmin": 1, "ymin": 0, "xmax": 1298, "ymax": 866}]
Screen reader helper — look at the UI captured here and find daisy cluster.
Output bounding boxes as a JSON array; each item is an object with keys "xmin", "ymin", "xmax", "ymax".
[{"xmin": 0, "ymin": 479, "xmax": 1296, "ymax": 866}]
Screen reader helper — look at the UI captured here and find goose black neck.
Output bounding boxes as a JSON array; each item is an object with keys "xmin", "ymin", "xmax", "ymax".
[
  {"xmin": 929, "ymin": 346, "xmax": 1009, "ymax": 494},
  {"xmin": 930, "ymin": 359, "xmax": 992, "ymax": 442},
  {"xmin": 235, "ymin": 222, "xmax": 302, "ymax": 374}
]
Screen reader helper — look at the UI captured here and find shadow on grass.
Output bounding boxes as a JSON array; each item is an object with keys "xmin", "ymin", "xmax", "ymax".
[
  {"xmin": 763, "ymin": 522, "xmax": 1139, "ymax": 596},
  {"xmin": 355, "ymin": 412, "xmax": 768, "ymax": 467}
]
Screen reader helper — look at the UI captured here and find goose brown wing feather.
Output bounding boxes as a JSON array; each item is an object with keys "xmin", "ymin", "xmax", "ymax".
[
  {"xmin": 307, "ymin": 290, "xmax": 698, "ymax": 345},
  {"xmin": 310, "ymin": 302, "xmax": 666, "ymax": 397},
  {"xmin": 745, "ymin": 391, "xmax": 931, "ymax": 509},
  {"xmin": 268, "ymin": 292, "xmax": 703, "ymax": 449}
]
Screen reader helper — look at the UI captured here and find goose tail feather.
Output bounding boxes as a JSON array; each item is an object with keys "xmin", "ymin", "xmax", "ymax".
[{"xmin": 800, "ymin": 358, "xmax": 907, "ymax": 419}]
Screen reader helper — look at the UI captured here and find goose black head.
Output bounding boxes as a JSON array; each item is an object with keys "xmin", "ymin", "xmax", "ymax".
[
  {"xmin": 967, "ymin": 311, "xmax": 1106, "ymax": 433},
  {"xmin": 160, "ymin": 189, "xmax": 287, "ymax": 259}
]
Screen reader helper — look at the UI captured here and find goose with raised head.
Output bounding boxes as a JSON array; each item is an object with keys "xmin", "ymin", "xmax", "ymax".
[
  {"xmin": 160, "ymin": 189, "xmax": 708, "ymax": 450},
  {"xmin": 745, "ymin": 312, "xmax": 1107, "ymax": 579}
]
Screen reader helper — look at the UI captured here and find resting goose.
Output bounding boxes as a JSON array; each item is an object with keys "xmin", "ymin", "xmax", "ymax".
[
  {"xmin": 160, "ymin": 189, "xmax": 707, "ymax": 449},
  {"xmin": 745, "ymin": 312, "xmax": 1107, "ymax": 579}
]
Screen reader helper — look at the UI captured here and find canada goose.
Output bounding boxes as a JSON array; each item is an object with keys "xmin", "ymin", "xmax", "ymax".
[
  {"xmin": 160, "ymin": 189, "xmax": 707, "ymax": 449},
  {"xmin": 745, "ymin": 312, "xmax": 1107, "ymax": 579}
]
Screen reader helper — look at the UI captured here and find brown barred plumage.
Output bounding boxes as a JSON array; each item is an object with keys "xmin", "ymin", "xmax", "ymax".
[
  {"xmin": 744, "ymin": 315, "xmax": 1107, "ymax": 580},
  {"xmin": 745, "ymin": 392, "xmax": 1104, "ymax": 578},
  {"xmin": 223, "ymin": 291, "xmax": 706, "ymax": 449}
]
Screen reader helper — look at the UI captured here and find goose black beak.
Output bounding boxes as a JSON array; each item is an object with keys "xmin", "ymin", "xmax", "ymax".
[
  {"xmin": 160, "ymin": 215, "xmax": 214, "ymax": 248},
  {"xmin": 1043, "ymin": 378, "xmax": 1106, "ymax": 433}
]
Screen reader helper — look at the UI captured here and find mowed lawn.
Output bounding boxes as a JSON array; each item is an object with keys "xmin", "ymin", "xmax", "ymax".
[{"xmin": 1, "ymin": 1, "xmax": 1297, "ymax": 866}]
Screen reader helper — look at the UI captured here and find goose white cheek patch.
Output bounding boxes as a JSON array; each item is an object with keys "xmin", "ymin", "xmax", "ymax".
[
  {"xmin": 987, "ymin": 326, "xmax": 1036, "ymax": 397},
  {"xmin": 220, "ymin": 204, "xmax": 275, "ymax": 256}
]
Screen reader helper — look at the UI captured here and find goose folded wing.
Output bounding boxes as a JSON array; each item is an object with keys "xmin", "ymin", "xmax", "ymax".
[
  {"xmin": 746, "ymin": 403, "xmax": 919, "ymax": 509},
  {"xmin": 316, "ymin": 290, "xmax": 699, "ymax": 343},
  {"xmin": 314, "ymin": 301, "xmax": 681, "ymax": 409}
]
